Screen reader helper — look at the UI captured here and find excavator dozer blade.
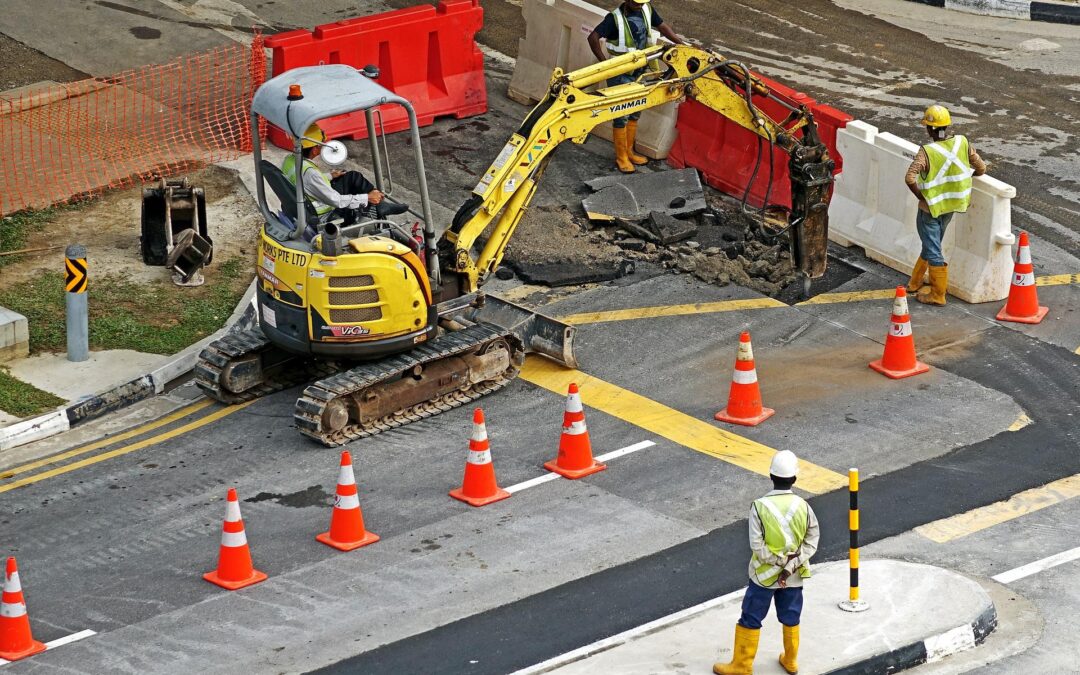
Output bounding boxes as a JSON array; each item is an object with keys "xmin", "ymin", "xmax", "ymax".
[{"xmin": 469, "ymin": 294, "xmax": 578, "ymax": 369}]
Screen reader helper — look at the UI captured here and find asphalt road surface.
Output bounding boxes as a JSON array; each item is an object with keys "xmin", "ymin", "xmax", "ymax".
[{"xmin": 1, "ymin": 1, "xmax": 1079, "ymax": 673}]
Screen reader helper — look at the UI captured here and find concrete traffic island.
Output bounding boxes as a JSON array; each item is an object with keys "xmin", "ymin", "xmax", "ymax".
[{"xmin": 526, "ymin": 560, "xmax": 996, "ymax": 675}]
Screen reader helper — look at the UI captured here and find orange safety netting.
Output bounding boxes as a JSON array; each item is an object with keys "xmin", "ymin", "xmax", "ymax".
[{"xmin": 0, "ymin": 35, "xmax": 267, "ymax": 218}]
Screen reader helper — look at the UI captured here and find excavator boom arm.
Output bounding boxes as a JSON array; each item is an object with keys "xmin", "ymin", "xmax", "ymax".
[{"xmin": 440, "ymin": 45, "xmax": 834, "ymax": 293}]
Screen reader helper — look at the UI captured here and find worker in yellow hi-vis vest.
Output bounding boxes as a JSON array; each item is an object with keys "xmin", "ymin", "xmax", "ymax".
[
  {"xmin": 714, "ymin": 450, "xmax": 820, "ymax": 675},
  {"xmin": 904, "ymin": 105, "xmax": 987, "ymax": 306},
  {"xmin": 587, "ymin": 0, "xmax": 683, "ymax": 174}
]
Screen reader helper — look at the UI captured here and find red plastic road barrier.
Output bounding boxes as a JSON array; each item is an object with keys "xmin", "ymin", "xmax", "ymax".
[
  {"xmin": 264, "ymin": 0, "xmax": 486, "ymax": 149},
  {"xmin": 667, "ymin": 73, "xmax": 851, "ymax": 209}
]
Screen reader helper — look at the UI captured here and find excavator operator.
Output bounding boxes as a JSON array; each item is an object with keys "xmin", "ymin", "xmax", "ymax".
[
  {"xmin": 281, "ymin": 123, "xmax": 409, "ymax": 226},
  {"xmin": 587, "ymin": 0, "xmax": 683, "ymax": 174}
]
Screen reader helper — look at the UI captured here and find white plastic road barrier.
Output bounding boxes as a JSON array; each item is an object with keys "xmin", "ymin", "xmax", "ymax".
[
  {"xmin": 829, "ymin": 120, "xmax": 1017, "ymax": 304},
  {"xmin": 507, "ymin": 0, "xmax": 679, "ymax": 159}
]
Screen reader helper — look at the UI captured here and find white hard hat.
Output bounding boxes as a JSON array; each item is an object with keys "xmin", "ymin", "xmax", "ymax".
[{"xmin": 770, "ymin": 450, "xmax": 799, "ymax": 478}]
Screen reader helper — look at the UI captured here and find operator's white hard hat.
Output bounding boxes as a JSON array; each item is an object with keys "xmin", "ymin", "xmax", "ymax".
[{"xmin": 770, "ymin": 450, "xmax": 799, "ymax": 478}]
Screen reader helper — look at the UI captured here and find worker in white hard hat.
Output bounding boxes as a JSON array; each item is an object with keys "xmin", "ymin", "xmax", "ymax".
[
  {"xmin": 714, "ymin": 450, "xmax": 819, "ymax": 675},
  {"xmin": 282, "ymin": 123, "xmax": 408, "ymax": 227},
  {"xmin": 903, "ymin": 104, "xmax": 987, "ymax": 306},
  {"xmin": 587, "ymin": 0, "xmax": 684, "ymax": 173}
]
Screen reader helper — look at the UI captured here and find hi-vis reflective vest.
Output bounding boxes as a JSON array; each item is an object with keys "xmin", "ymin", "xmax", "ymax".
[
  {"xmin": 281, "ymin": 154, "xmax": 334, "ymax": 216},
  {"xmin": 751, "ymin": 493, "xmax": 812, "ymax": 587},
  {"xmin": 916, "ymin": 135, "xmax": 975, "ymax": 219},
  {"xmin": 607, "ymin": 5, "xmax": 658, "ymax": 54}
]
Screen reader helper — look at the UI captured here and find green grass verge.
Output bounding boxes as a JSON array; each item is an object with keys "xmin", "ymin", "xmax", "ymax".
[
  {"xmin": 0, "ymin": 255, "xmax": 250, "ymax": 356},
  {"xmin": 0, "ymin": 202, "xmax": 89, "ymax": 268},
  {"xmin": 0, "ymin": 367, "xmax": 65, "ymax": 418}
]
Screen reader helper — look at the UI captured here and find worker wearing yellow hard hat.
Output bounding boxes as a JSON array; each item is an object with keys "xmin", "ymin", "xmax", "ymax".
[
  {"xmin": 903, "ymin": 105, "xmax": 987, "ymax": 305},
  {"xmin": 713, "ymin": 450, "xmax": 819, "ymax": 675},
  {"xmin": 282, "ymin": 123, "xmax": 408, "ymax": 228},
  {"xmin": 587, "ymin": 0, "xmax": 684, "ymax": 173}
]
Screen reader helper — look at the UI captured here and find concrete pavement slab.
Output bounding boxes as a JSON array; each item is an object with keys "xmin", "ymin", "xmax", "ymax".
[
  {"xmin": 525, "ymin": 560, "xmax": 995, "ymax": 675},
  {"xmin": 6, "ymin": 349, "xmax": 162, "ymax": 401}
]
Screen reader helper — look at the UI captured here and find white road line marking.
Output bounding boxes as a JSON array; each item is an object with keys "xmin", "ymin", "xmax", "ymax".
[
  {"xmin": 511, "ymin": 589, "xmax": 744, "ymax": 674},
  {"xmin": 0, "ymin": 629, "xmax": 96, "ymax": 666},
  {"xmin": 593, "ymin": 440, "xmax": 655, "ymax": 463},
  {"xmin": 504, "ymin": 441, "xmax": 656, "ymax": 494},
  {"xmin": 992, "ymin": 546, "xmax": 1080, "ymax": 585},
  {"xmin": 505, "ymin": 473, "xmax": 561, "ymax": 494}
]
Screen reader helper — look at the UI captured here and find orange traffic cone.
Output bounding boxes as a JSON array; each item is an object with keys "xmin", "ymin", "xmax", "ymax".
[
  {"xmin": 203, "ymin": 488, "xmax": 268, "ymax": 590},
  {"xmin": 715, "ymin": 331, "xmax": 775, "ymax": 426},
  {"xmin": 544, "ymin": 383, "xmax": 606, "ymax": 479},
  {"xmin": 0, "ymin": 557, "xmax": 46, "ymax": 662},
  {"xmin": 450, "ymin": 409, "xmax": 511, "ymax": 507},
  {"xmin": 997, "ymin": 231, "xmax": 1048, "ymax": 324},
  {"xmin": 317, "ymin": 451, "xmax": 380, "ymax": 551},
  {"xmin": 870, "ymin": 286, "xmax": 930, "ymax": 379}
]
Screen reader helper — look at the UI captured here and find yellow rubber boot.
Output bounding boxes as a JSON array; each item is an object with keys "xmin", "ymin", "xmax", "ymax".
[
  {"xmin": 714, "ymin": 624, "xmax": 760, "ymax": 675},
  {"xmin": 612, "ymin": 127, "xmax": 636, "ymax": 174},
  {"xmin": 907, "ymin": 257, "xmax": 928, "ymax": 294},
  {"xmin": 779, "ymin": 624, "xmax": 799, "ymax": 674},
  {"xmin": 625, "ymin": 120, "xmax": 648, "ymax": 165},
  {"xmin": 917, "ymin": 264, "xmax": 947, "ymax": 305}
]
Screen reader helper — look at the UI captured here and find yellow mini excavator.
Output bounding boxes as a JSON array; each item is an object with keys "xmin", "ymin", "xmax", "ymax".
[{"xmin": 195, "ymin": 45, "xmax": 834, "ymax": 446}]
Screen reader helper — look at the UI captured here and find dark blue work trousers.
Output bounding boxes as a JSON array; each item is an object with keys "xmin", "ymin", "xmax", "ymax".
[{"xmin": 736, "ymin": 580, "xmax": 803, "ymax": 629}]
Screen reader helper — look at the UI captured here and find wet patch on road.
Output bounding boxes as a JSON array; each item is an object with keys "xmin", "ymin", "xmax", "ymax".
[{"xmin": 245, "ymin": 485, "xmax": 334, "ymax": 508}]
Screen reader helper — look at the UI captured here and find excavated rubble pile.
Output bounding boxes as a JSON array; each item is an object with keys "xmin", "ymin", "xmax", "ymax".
[{"xmin": 498, "ymin": 191, "xmax": 801, "ymax": 297}]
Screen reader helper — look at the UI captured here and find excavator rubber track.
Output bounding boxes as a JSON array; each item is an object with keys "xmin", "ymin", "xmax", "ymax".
[
  {"xmin": 194, "ymin": 328, "xmax": 341, "ymax": 404},
  {"xmin": 294, "ymin": 323, "xmax": 523, "ymax": 447}
]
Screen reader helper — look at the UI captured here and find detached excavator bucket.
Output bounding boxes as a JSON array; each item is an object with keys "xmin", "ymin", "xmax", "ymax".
[{"xmin": 469, "ymin": 294, "xmax": 578, "ymax": 369}]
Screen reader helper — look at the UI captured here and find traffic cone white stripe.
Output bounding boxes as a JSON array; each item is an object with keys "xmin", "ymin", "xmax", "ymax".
[
  {"xmin": 565, "ymin": 392, "xmax": 583, "ymax": 413},
  {"xmin": 337, "ymin": 464, "xmax": 356, "ymax": 486},
  {"xmin": 220, "ymin": 530, "xmax": 248, "ymax": 548},
  {"xmin": 732, "ymin": 368, "xmax": 759, "ymax": 385},
  {"xmin": 1013, "ymin": 271, "xmax": 1035, "ymax": 287},
  {"xmin": 466, "ymin": 449, "xmax": 493, "ymax": 465},
  {"xmin": 737, "ymin": 340, "xmax": 754, "ymax": 361},
  {"xmin": 893, "ymin": 294, "xmax": 909, "ymax": 317},
  {"xmin": 0, "ymin": 601, "xmax": 26, "ymax": 618},
  {"xmin": 471, "ymin": 424, "xmax": 488, "ymax": 442},
  {"xmin": 225, "ymin": 498, "xmax": 242, "ymax": 523},
  {"xmin": 563, "ymin": 420, "xmax": 588, "ymax": 435},
  {"xmin": 335, "ymin": 493, "xmax": 361, "ymax": 510},
  {"xmin": 4, "ymin": 570, "xmax": 21, "ymax": 594},
  {"xmin": 1018, "ymin": 245, "xmax": 1031, "ymax": 265},
  {"xmin": 890, "ymin": 321, "xmax": 913, "ymax": 338}
]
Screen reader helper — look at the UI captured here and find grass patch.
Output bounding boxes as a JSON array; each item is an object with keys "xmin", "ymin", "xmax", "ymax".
[
  {"xmin": 0, "ymin": 201, "xmax": 90, "ymax": 268},
  {"xmin": 0, "ymin": 367, "xmax": 65, "ymax": 417},
  {"xmin": 0, "ymin": 255, "xmax": 251, "ymax": 355}
]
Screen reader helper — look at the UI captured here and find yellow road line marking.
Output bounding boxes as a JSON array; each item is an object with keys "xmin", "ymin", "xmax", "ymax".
[
  {"xmin": 560, "ymin": 298, "xmax": 786, "ymax": 325},
  {"xmin": 1007, "ymin": 413, "xmax": 1032, "ymax": 432},
  {"xmin": 1074, "ymin": 345, "xmax": 1080, "ymax": 356},
  {"xmin": 1036, "ymin": 273, "xmax": 1080, "ymax": 287},
  {"xmin": 0, "ymin": 401, "xmax": 254, "ymax": 494},
  {"xmin": 915, "ymin": 473, "xmax": 1080, "ymax": 543},
  {"xmin": 796, "ymin": 288, "xmax": 896, "ymax": 305},
  {"xmin": 519, "ymin": 358, "xmax": 847, "ymax": 494},
  {"xmin": 553, "ymin": 273, "xmax": 1079, "ymax": 325},
  {"xmin": 0, "ymin": 399, "xmax": 214, "ymax": 480}
]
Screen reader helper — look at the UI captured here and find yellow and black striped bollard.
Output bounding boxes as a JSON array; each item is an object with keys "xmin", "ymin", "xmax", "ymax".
[
  {"xmin": 65, "ymin": 244, "xmax": 89, "ymax": 362},
  {"xmin": 838, "ymin": 467, "xmax": 869, "ymax": 612}
]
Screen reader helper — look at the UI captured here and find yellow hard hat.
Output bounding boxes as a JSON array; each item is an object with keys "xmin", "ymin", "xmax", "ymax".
[
  {"xmin": 630, "ymin": 0, "xmax": 650, "ymax": 4},
  {"xmin": 922, "ymin": 105, "xmax": 951, "ymax": 128},
  {"xmin": 299, "ymin": 124, "xmax": 326, "ymax": 149}
]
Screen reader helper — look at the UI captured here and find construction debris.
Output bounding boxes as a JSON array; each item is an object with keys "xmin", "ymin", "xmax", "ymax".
[{"xmin": 582, "ymin": 168, "xmax": 706, "ymax": 222}]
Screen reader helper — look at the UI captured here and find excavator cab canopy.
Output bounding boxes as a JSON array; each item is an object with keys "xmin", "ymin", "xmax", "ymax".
[{"xmin": 249, "ymin": 65, "xmax": 438, "ymax": 279}]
